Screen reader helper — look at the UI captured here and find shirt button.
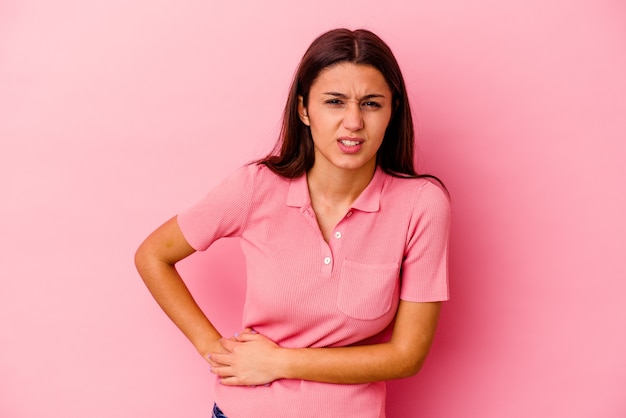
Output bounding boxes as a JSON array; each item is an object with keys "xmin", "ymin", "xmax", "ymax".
[
  {"xmin": 346, "ymin": 211, "xmax": 353, "ymax": 218},
  {"xmin": 334, "ymin": 231, "xmax": 342, "ymax": 239},
  {"xmin": 323, "ymin": 257, "xmax": 331, "ymax": 265}
]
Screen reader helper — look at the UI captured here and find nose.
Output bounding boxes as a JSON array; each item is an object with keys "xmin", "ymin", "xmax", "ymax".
[{"xmin": 342, "ymin": 103, "xmax": 363, "ymax": 131}]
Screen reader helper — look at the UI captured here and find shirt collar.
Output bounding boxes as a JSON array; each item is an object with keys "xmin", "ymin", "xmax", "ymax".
[{"xmin": 286, "ymin": 166, "xmax": 385, "ymax": 213}]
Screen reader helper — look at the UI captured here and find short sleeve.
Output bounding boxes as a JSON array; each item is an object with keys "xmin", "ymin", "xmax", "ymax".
[
  {"xmin": 176, "ymin": 165, "xmax": 256, "ymax": 251},
  {"xmin": 400, "ymin": 180, "xmax": 451, "ymax": 302}
]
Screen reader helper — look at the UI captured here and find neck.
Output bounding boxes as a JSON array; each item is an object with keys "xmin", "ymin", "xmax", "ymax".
[{"xmin": 307, "ymin": 161, "xmax": 376, "ymax": 207}]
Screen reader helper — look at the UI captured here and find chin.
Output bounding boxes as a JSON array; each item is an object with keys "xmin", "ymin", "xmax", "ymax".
[{"xmin": 332, "ymin": 159, "xmax": 375, "ymax": 172}]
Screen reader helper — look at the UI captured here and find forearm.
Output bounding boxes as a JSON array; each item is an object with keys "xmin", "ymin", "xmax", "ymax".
[
  {"xmin": 278, "ymin": 341, "xmax": 427, "ymax": 384},
  {"xmin": 137, "ymin": 260, "xmax": 222, "ymax": 356},
  {"xmin": 212, "ymin": 301, "xmax": 441, "ymax": 386},
  {"xmin": 279, "ymin": 302, "xmax": 439, "ymax": 384}
]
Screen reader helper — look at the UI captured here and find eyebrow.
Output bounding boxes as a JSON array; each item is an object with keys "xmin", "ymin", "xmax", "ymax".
[{"xmin": 322, "ymin": 92, "xmax": 387, "ymax": 100}]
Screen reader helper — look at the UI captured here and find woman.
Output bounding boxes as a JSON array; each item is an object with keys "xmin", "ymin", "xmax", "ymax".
[{"xmin": 135, "ymin": 28, "xmax": 450, "ymax": 418}]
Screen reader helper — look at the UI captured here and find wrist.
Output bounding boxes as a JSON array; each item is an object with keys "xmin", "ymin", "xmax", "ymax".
[
  {"xmin": 195, "ymin": 335, "xmax": 223, "ymax": 359},
  {"xmin": 276, "ymin": 347, "xmax": 299, "ymax": 380}
]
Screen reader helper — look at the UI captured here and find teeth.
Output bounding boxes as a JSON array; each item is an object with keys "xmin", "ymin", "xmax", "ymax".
[{"xmin": 340, "ymin": 139, "xmax": 360, "ymax": 146}]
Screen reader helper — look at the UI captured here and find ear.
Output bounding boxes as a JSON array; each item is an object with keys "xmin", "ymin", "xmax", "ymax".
[{"xmin": 297, "ymin": 95, "xmax": 310, "ymax": 126}]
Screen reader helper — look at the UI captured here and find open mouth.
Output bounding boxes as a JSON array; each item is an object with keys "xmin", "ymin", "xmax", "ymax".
[
  {"xmin": 337, "ymin": 138, "xmax": 364, "ymax": 154},
  {"xmin": 338, "ymin": 138, "xmax": 363, "ymax": 146}
]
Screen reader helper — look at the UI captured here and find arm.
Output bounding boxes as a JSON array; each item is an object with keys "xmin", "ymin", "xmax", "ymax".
[
  {"xmin": 134, "ymin": 216, "xmax": 223, "ymax": 357},
  {"xmin": 209, "ymin": 299, "xmax": 441, "ymax": 385}
]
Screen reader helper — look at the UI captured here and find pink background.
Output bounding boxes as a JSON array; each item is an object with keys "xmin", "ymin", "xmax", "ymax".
[{"xmin": 1, "ymin": 0, "xmax": 625, "ymax": 417}]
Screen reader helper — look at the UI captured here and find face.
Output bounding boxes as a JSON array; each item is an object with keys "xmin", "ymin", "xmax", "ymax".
[{"xmin": 298, "ymin": 62, "xmax": 393, "ymax": 176}]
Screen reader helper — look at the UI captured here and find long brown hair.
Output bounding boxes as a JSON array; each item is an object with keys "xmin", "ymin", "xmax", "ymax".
[{"xmin": 257, "ymin": 28, "xmax": 425, "ymax": 180}]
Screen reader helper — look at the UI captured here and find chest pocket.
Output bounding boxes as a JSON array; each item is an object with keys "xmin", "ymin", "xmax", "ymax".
[{"xmin": 337, "ymin": 260, "xmax": 400, "ymax": 320}]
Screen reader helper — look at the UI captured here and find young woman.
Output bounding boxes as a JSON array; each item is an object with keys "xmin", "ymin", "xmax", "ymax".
[{"xmin": 135, "ymin": 28, "xmax": 450, "ymax": 418}]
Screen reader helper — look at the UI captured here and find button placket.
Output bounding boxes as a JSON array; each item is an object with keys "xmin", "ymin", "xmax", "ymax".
[
  {"xmin": 325, "ymin": 209, "xmax": 354, "ymax": 271},
  {"xmin": 320, "ymin": 245, "xmax": 333, "ymax": 275},
  {"xmin": 301, "ymin": 207, "xmax": 334, "ymax": 274}
]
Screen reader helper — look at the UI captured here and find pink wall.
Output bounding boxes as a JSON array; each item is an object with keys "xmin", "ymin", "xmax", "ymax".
[{"xmin": 1, "ymin": 0, "xmax": 625, "ymax": 417}]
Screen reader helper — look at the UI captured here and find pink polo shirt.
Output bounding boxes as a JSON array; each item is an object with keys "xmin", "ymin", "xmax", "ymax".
[{"xmin": 177, "ymin": 163, "xmax": 450, "ymax": 418}]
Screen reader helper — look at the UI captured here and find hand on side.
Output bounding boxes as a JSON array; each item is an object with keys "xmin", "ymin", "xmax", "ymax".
[{"xmin": 207, "ymin": 329, "xmax": 284, "ymax": 386}]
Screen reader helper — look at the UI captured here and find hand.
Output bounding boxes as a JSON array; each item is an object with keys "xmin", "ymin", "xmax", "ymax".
[{"xmin": 207, "ymin": 329, "xmax": 284, "ymax": 386}]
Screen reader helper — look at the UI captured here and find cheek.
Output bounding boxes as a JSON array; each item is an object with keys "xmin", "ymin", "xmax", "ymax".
[
  {"xmin": 307, "ymin": 117, "xmax": 327, "ymax": 144},
  {"xmin": 308, "ymin": 113, "xmax": 335, "ymax": 134},
  {"xmin": 371, "ymin": 115, "xmax": 392, "ymax": 137}
]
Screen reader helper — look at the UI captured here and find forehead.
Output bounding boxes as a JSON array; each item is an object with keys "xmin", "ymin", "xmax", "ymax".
[{"xmin": 310, "ymin": 62, "xmax": 391, "ymax": 94}]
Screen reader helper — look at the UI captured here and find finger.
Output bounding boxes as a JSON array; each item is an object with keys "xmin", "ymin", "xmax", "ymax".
[
  {"xmin": 209, "ymin": 352, "xmax": 232, "ymax": 366},
  {"xmin": 218, "ymin": 376, "xmax": 240, "ymax": 386},
  {"xmin": 233, "ymin": 328, "xmax": 258, "ymax": 338},
  {"xmin": 219, "ymin": 338, "xmax": 239, "ymax": 352},
  {"xmin": 204, "ymin": 355, "xmax": 218, "ymax": 367},
  {"xmin": 218, "ymin": 377, "xmax": 271, "ymax": 387},
  {"xmin": 210, "ymin": 365, "xmax": 234, "ymax": 378},
  {"xmin": 233, "ymin": 332, "xmax": 262, "ymax": 342},
  {"xmin": 232, "ymin": 330, "xmax": 254, "ymax": 341},
  {"xmin": 205, "ymin": 354, "xmax": 226, "ymax": 368}
]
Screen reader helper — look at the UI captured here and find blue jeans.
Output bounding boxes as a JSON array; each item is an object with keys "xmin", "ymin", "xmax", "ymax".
[{"xmin": 212, "ymin": 403, "xmax": 228, "ymax": 418}]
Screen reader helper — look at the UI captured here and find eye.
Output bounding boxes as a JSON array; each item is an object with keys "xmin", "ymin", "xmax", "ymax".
[
  {"xmin": 362, "ymin": 101, "xmax": 382, "ymax": 108},
  {"xmin": 325, "ymin": 99, "xmax": 343, "ymax": 106}
]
